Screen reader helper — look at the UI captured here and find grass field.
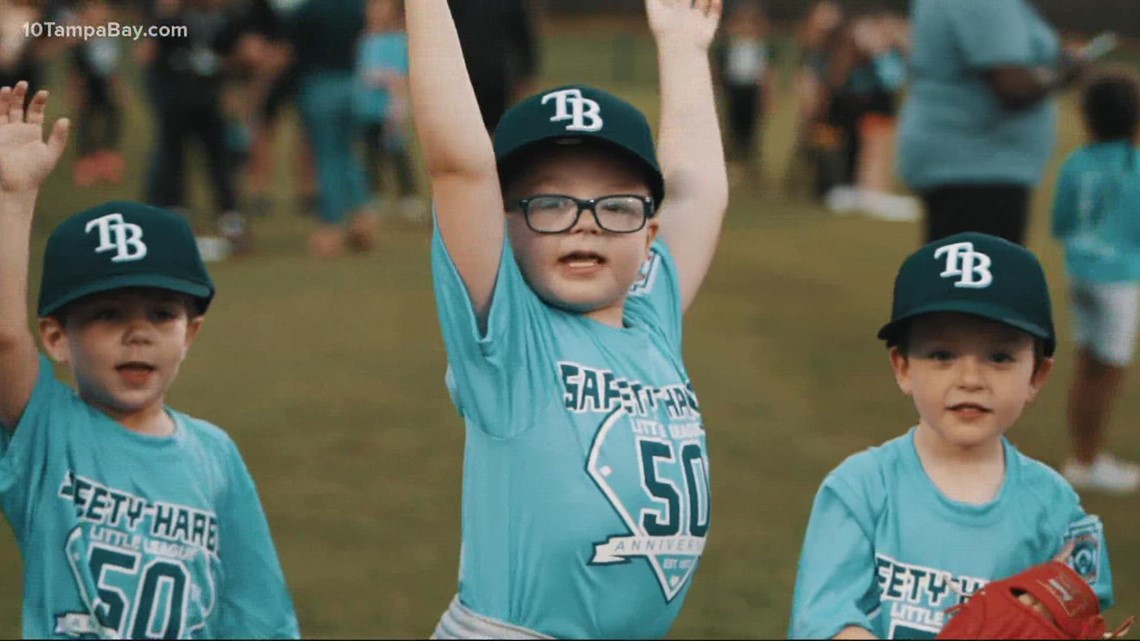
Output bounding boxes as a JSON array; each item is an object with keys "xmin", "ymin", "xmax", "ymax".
[{"xmin": 0, "ymin": 28, "xmax": 1137, "ymax": 639}]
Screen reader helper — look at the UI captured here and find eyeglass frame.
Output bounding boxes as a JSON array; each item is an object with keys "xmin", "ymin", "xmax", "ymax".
[{"xmin": 508, "ymin": 194, "xmax": 658, "ymax": 234}]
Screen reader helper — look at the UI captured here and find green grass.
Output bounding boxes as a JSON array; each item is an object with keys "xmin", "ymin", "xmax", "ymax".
[{"xmin": 0, "ymin": 32, "xmax": 1137, "ymax": 638}]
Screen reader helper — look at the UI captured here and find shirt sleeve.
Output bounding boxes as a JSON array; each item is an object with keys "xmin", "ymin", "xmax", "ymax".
[
  {"xmin": 623, "ymin": 240, "xmax": 684, "ymax": 353},
  {"xmin": 0, "ymin": 355, "xmax": 68, "ymax": 536},
  {"xmin": 945, "ymin": 0, "xmax": 1052, "ymax": 68},
  {"xmin": 1051, "ymin": 157, "xmax": 1079, "ymax": 239},
  {"xmin": 213, "ymin": 440, "xmax": 301, "ymax": 639},
  {"xmin": 430, "ymin": 213, "xmax": 545, "ymax": 437},
  {"xmin": 1061, "ymin": 505, "xmax": 1114, "ymax": 610},
  {"xmin": 788, "ymin": 479, "xmax": 880, "ymax": 640}
]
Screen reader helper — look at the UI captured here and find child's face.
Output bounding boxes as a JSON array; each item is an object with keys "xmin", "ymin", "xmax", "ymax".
[
  {"xmin": 889, "ymin": 313, "xmax": 1053, "ymax": 451},
  {"xmin": 505, "ymin": 145, "xmax": 659, "ymax": 320},
  {"xmin": 39, "ymin": 288, "xmax": 203, "ymax": 423}
]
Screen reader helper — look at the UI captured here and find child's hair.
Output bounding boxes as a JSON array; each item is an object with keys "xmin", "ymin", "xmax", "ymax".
[
  {"xmin": 1081, "ymin": 69, "xmax": 1140, "ymax": 143},
  {"xmin": 890, "ymin": 320, "xmax": 1050, "ymax": 372}
]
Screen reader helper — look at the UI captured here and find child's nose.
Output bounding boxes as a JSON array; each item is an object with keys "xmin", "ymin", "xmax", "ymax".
[{"xmin": 955, "ymin": 356, "xmax": 986, "ymax": 388}]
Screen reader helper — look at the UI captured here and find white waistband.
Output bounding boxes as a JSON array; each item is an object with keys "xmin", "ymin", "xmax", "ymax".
[{"xmin": 432, "ymin": 595, "xmax": 552, "ymax": 640}]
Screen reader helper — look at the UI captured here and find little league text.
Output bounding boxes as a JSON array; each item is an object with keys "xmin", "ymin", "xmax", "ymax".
[{"xmin": 22, "ymin": 21, "xmax": 187, "ymax": 41}]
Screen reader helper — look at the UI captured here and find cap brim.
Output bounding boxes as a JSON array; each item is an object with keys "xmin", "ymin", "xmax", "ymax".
[
  {"xmin": 877, "ymin": 300, "xmax": 1054, "ymax": 354},
  {"xmin": 38, "ymin": 273, "xmax": 214, "ymax": 317},
  {"xmin": 496, "ymin": 136, "xmax": 666, "ymax": 204}
]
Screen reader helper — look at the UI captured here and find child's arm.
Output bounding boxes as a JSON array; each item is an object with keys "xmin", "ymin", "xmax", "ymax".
[
  {"xmin": 0, "ymin": 83, "xmax": 69, "ymax": 430},
  {"xmin": 789, "ymin": 480, "xmax": 880, "ymax": 640},
  {"xmin": 407, "ymin": 0, "xmax": 505, "ymax": 322},
  {"xmin": 647, "ymin": 0, "xmax": 730, "ymax": 313}
]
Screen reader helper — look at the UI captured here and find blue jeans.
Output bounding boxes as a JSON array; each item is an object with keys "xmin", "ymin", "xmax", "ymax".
[{"xmin": 296, "ymin": 71, "xmax": 370, "ymax": 224}]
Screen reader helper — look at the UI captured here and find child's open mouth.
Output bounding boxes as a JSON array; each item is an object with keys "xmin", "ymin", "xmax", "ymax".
[
  {"xmin": 559, "ymin": 251, "xmax": 606, "ymax": 270},
  {"xmin": 116, "ymin": 362, "xmax": 156, "ymax": 385}
]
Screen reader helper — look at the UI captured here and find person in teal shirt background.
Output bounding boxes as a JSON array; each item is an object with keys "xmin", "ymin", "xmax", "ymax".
[
  {"xmin": 1052, "ymin": 70, "xmax": 1140, "ymax": 494},
  {"xmin": 897, "ymin": 0, "xmax": 1085, "ymax": 246}
]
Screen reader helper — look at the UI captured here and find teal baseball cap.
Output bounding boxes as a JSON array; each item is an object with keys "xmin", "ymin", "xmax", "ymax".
[
  {"xmin": 878, "ymin": 232, "xmax": 1055, "ymax": 356},
  {"xmin": 38, "ymin": 201, "xmax": 215, "ymax": 317},
  {"xmin": 493, "ymin": 84, "xmax": 665, "ymax": 204}
]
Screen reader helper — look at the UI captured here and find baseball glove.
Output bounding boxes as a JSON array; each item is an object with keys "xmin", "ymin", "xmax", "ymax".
[{"xmin": 936, "ymin": 561, "xmax": 1134, "ymax": 640}]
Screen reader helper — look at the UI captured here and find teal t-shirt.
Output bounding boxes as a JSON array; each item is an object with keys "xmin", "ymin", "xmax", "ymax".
[
  {"xmin": 1052, "ymin": 142, "xmax": 1140, "ymax": 283},
  {"xmin": 789, "ymin": 428, "xmax": 1114, "ymax": 640},
  {"xmin": 432, "ymin": 226, "xmax": 709, "ymax": 639},
  {"xmin": 898, "ymin": 0, "xmax": 1060, "ymax": 189},
  {"xmin": 0, "ymin": 357, "xmax": 300, "ymax": 639},
  {"xmin": 354, "ymin": 32, "xmax": 408, "ymax": 123}
]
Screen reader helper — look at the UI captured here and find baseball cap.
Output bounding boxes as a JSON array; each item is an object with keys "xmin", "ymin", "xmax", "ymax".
[
  {"xmin": 38, "ymin": 201, "xmax": 215, "ymax": 317},
  {"xmin": 877, "ymin": 232, "xmax": 1055, "ymax": 356},
  {"xmin": 493, "ymin": 84, "xmax": 665, "ymax": 204}
]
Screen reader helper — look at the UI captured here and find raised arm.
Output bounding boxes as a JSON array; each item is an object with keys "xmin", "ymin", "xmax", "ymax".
[
  {"xmin": 648, "ymin": 0, "xmax": 729, "ymax": 313},
  {"xmin": 407, "ymin": 0, "xmax": 506, "ymax": 321},
  {"xmin": 0, "ymin": 82, "xmax": 70, "ymax": 430}
]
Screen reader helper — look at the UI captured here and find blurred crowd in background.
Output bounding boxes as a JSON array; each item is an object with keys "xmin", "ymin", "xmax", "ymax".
[
  {"xmin": 0, "ymin": 0, "xmax": 922, "ymax": 259},
  {"xmin": 0, "ymin": 1, "xmax": 1126, "ymax": 260}
]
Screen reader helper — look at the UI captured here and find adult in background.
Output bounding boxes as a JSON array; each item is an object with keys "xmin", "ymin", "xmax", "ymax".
[
  {"xmin": 447, "ymin": 0, "xmax": 539, "ymax": 132},
  {"xmin": 898, "ymin": 0, "xmax": 1086, "ymax": 246},
  {"xmin": 282, "ymin": 0, "xmax": 378, "ymax": 257},
  {"xmin": 140, "ymin": 0, "xmax": 251, "ymax": 256}
]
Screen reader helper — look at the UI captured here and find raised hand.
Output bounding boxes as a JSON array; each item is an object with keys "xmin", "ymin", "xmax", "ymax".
[
  {"xmin": 646, "ymin": 0, "xmax": 723, "ymax": 51},
  {"xmin": 0, "ymin": 82, "xmax": 70, "ymax": 195}
]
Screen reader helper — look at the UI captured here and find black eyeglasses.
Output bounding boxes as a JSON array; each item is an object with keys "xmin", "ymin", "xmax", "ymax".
[{"xmin": 510, "ymin": 194, "xmax": 656, "ymax": 234}]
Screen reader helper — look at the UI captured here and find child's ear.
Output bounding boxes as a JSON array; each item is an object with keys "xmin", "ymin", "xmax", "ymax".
[
  {"xmin": 888, "ymin": 346, "xmax": 913, "ymax": 396},
  {"xmin": 644, "ymin": 218, "xmax": 660, "ymax": 258},
  {"xmin": 181, "ymin": 316, "xmax": 205, "ymax": 361},
  {"xmin": 1026, "ymin": 356, "xmax": 1055, "ymax": 403},
  {"xmin": 38, "ymin": 317, "xmax": 69, "ymax": 365}
]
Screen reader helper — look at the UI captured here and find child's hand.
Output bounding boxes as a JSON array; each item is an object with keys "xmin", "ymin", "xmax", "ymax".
[
  {"xmin": 646, "ymin": 0, "xmax": 723, "ymax": 51},
  {"xmin": 0, "ymin": 83, "xmax": 69, "ymax": 196}
]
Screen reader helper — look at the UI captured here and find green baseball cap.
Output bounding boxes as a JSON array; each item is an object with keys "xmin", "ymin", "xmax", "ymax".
[
  {"xmin": 38, "ymin": 201, "xmax": 215, "ymax": 317},
  {"xmin": 493, "ymin": 84, "xmax": 665, "ymax": 204},
  {"xmin": 878, "ymin": 232, "xmax": 1055, "ymax": 356}
]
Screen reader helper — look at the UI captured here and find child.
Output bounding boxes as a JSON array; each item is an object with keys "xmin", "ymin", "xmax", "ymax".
[
  {"xmin": 0, "ymin": 82, "xmax": 299, "ymax": 638},
  {"xmin": 1052, "ymin": 69, "xmax": 1140, "ymax": 494},
  {"xmin": 407, "ymin": 0, "xmax": 727, "ymax": 637},
  {"xmin": 714, "ymin": 0, "xmax": 775, "ymax": 187},
  {"xmin": 789, "ymin": 232, "xmax": 1115, "ymax": 639},
  {"xmin": 355, "ymin": 0, "xmax": 425, "ymax": 224}
]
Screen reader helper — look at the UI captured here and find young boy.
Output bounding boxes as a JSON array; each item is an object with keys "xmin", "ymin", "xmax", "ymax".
[
  {"xmin": 0, "ymin": 82, "xmax": 299, "ymax": 639},
  {"xmin": 789, "ymin": 232, "xmax": 1115, "ymax": 639},
  {"xmin": 1052, "ymin": 69, "xmax": 1140, "ymax": 494},
  {"xmin": 407, "ymin": 0, "xmax": 727, "ymax": 638},
  {"xmin": 354, "ymin": 0, "xmax": 425, "ymax": 224}
]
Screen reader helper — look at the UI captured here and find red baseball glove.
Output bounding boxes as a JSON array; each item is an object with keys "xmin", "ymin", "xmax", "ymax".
[{"xmin": 936, "ymin": 561, "xmax": 1134, "ymax": 640}]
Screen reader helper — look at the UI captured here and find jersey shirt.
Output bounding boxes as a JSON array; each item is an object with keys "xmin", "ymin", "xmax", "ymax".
[
  {"xmin": 432, "ymin": 225, "xmax": 709, "ymax": 639},
  {"xmin": 898, "ymin": 0, "xmax": 1060, "ymax": 189},
  {"xmin": 1052, "ymin": 142, "xmax": 1140, "ymax": 283},
  {"xmin": 789, "ymin": 427, "xmax": 1113, "ymax": 640},
  {"xmin": 0, "ymin": 356, "xmax": 300, "ymax": 639}
]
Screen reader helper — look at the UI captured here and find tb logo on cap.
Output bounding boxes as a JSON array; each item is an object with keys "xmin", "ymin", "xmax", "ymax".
[
  {"xmin": 85, "ymin": 213, "xmax": 147, "ymax": 263},
  {"xmin": 934, "ymin": 241, "xmax": 992, "ymax": 289},
  {"xmin": 542, "ymin": 88, "xmax": 603, "ymax": 133}
]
